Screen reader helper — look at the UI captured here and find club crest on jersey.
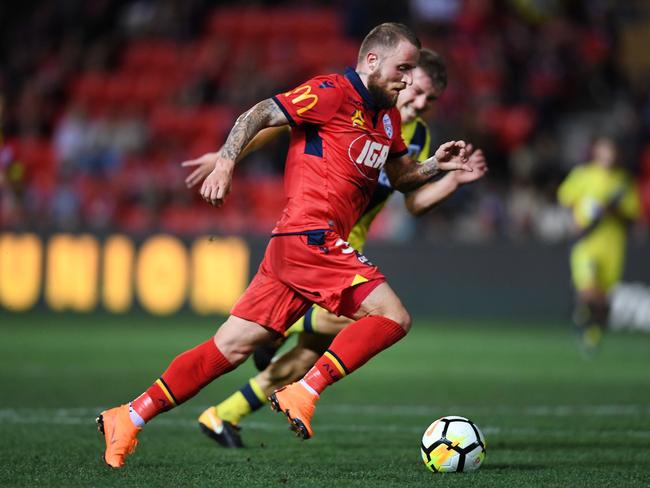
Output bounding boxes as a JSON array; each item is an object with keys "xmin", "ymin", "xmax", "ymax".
[
  {"xmin": 382, "ymin": 113, "xmax": 393, "ymax": 138},
  {"xmin": 348, "ymin": 135, "xmax": 390, "ymax": 180}
]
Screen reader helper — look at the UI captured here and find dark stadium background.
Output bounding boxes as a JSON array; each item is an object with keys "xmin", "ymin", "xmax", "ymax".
[
  {"xmin": 2, "ymin": 0, "xmax": 649, "ymax": 318},
  {"xmin": 1, "ymin": 1, "xmax": 649, "ymax": 486}
]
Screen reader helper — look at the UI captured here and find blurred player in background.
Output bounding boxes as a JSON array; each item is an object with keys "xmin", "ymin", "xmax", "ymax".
[
  {"xmin": 184, "ymin": 49, "xmax": 488, "ymax": 448},
  {"xmin": 96, "ymin": 22, "xmax": 474, "ymax": 468},
  {"xmin": 558, "ymin": 136, "xmax": 640, "ymax": 354}
]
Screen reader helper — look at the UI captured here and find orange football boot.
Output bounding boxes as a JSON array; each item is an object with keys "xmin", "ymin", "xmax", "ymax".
[
  {"xmin": 96, "ymin": 404, "xmax": 141, "ymax": 468},
  {"xmin": 269, "ymin": 382, "xmax": 318, "ymax": 439}
]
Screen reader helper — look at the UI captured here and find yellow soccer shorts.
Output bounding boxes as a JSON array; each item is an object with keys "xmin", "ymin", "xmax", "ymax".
[{"xmin": 570, "ymin": 240, "xmax": 624, "ymax": 293}]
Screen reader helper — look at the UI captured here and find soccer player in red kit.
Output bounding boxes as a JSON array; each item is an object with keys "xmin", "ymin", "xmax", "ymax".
[{"xmin": 97, "ymin": 22, "xmax": 472, "ymax": 468}]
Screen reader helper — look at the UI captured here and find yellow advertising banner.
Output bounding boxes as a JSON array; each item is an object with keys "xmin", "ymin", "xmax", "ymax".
[{"xmin": 0, "ymin": 233, "xmax": 249, "ymax": 315}]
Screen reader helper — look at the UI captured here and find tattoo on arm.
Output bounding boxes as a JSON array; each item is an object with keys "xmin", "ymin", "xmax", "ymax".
[
  {"xmin": 417, "ymin": 156, "xmax": 439, "ymax": 178},
  {"xmin": 388, "ymin": 155, "xmax": 440, "ymax": 192},
  {"xmin": 218, "ymin": 99, "xmax": 287, "ymax": 161}
]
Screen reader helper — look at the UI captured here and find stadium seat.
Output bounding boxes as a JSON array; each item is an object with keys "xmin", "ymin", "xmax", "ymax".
[
  {"xmin": 246, "ymin": 177, "xmax": 285, "ymax": 233},
  {"xmin": 70, "ymin": 73, "xmax": 107, "ymax": 113},
  {"xmin": 102, "ymin": 75, "xmax": 136, "ymax": 107},
  {"xmin": 13, "ymin": 138, "xmax": 55, "ymax": 193},
  {"xmin": 206, "ymin": 9, "xmax": 243, "ymax": 39}
]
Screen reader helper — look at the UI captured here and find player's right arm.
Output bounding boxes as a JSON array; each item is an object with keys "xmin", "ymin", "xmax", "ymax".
[
  {"xmin": 200, "ymin": 99, "xmax": 289, "ymax": 207},
  {"xmin": 182, "ymin": 126, "xmax": 289, "ymax": 189},
  {"xmin": 199, "ymin": 76, "xmax": 342, "ymax": 207}
]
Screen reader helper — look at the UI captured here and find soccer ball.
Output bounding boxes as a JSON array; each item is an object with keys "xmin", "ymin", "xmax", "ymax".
[{"xmin": 420, "ymin": 416, "xmax": 486, "ymax": 473}]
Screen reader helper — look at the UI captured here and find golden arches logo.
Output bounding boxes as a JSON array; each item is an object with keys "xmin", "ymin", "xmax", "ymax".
[{"xmin": 286, "ymin": 85, "xmax": 319, "ymax": 115}]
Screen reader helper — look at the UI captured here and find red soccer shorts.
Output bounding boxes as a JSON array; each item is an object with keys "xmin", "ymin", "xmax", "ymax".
[{"xmin": 230, "ymin": 230, "xmax": 385, "ymax": 334}]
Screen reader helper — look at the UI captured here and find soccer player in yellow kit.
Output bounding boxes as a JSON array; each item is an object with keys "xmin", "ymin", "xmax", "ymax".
[
  {"xmin": 558, "ymin": 136, "xmax": 640, "ymax": 354},
  {"xmin": 183, "ymin": 49, "xmax": 487, "ymax": 447}
]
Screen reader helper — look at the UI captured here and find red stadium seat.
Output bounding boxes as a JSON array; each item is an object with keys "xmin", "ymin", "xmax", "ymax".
[
  {"xmin": 102, "ymin": 75, "xmax": 136, "ymax": 107},
  {"xmin": 117, "ymin": 204, "xmax": 156, "ymax": 233},
  {"xmin": 206, "ymin": 9, "xmax": 243, "ymax": 39},
  {"xmin": 122, "ymin": 40, "xmax": 182, "ymax": 72},
  {"xmin": 121, "ymin": 42, "xmax": 152, "ymax": 71},
  {"xmin": 149, "ymin": 106, "xmax": 181, "ymax": 139},
  {"xmin": 193, "ymin": 106, "xmax": 235, "ymax": 139},
  {"xmin": 70, "ymin": 73, "xmax": 107, "ymax": 113},
  {"xmin": 10, "ymin": 137, "xmax": 56, "ymax": 192},
  {"xmin": 246, "ymin": 176, "xmax": 285, "ymax": 233},
  {"xmin": 292, "ymin": 9, "xmax": 341, "ymax": 38},
  {"xmin": 149, "ymin": 105, "xmax": 234, "ymax": 148},
  {"xmin": 131, "ymin": 75, "xmax": 178, "ymax": 110}
]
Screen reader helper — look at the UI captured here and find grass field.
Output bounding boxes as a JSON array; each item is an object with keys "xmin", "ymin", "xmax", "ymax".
[{"xmin": 1, "ymin": 311, "xmax": 649, "ymax": 487}]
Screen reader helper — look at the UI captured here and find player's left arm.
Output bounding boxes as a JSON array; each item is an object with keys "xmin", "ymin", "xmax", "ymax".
[
  {"xmin": 384, "ymin": 140, "xmax": 472, "ymax": 193},
  {"xmin": 404, "ymin": 146, "xmax": 488, "ymax": 216},
  {"xmin": 557, "ymin": 167, "xmax": 583, "ymax": 209}
]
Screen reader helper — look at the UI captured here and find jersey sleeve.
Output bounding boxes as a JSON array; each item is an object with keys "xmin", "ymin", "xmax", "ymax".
[
  {"xmin": 388, "ymin": 109, "xmax": 408, "ymax": 158},
  {"xmin": 618, "ymin": 177, "xmax": 641, "ymax": 220},
  {"xmin": 412, "ymin": 118, "xmax": 431, "ymax": 162},
  {"xmin": 420, "ymin": 127, "xmax": 431, "ymax": 162},
  {"xmin": 272, "ymin": 75, "xmax": 343, "ymax": 127},
  {"xmin": 557, "ymin": 167, "xmax": 583, "ymax": 207}
]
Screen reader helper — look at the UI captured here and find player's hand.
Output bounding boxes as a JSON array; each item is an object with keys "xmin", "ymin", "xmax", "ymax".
[
  {"xmin": 434, "ymin": 141, "xmax": 472, "ymax": 173},
  {"xmin": 181, "ymin": 152, "xmax": 219, "ymax": 188},
  {"xmin": 200, "ymin": 155, "xmax": 235, "ymax": 207},
  {"xmin": 453, "ymin": 146, "xmax": 488, "ymax": 184}
]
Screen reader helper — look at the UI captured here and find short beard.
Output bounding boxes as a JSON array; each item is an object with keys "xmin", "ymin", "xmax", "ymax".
[{"xmin": 367, "ymin": 70, "xmax": 398, "ymax": 110}]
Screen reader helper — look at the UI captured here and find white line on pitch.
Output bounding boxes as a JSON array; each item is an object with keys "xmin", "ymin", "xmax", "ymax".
[
  {"xmin": 1, "ymin": 407, "xmax": 650, "ymax": 438},
  {"xmin": 1, "ymin": 404, "xmax": 649, "ymax": 418}
]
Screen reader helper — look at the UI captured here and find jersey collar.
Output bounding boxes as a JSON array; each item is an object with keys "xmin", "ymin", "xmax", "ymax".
[{"xmin": 344, "ymin": 67, "xmax": 377, "ymax": 110}]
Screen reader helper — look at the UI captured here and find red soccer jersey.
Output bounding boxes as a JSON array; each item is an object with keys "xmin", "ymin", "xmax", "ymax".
[{"xmin": 271, "ymin": 67, "xmax": 407, "ymax": 239}]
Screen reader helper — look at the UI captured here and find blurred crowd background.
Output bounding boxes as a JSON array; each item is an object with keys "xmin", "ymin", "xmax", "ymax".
[{"xmin": 2, "ymin": 0, "xmax": 650, "ymax": 243}]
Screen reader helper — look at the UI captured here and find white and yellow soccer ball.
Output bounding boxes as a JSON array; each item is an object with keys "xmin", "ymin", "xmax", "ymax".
[{"xmin": 420, "ymin": 416, "xmax": 486, "ymax": 473}]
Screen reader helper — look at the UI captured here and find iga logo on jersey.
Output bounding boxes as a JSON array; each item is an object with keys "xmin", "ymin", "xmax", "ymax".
[
  {"xmin": 382, "ymin": 114, "xmax": 393, "ymax": 138},
  {"xmin": 348, "ymin": 135, "xmax": 389, "ymax": 179}
]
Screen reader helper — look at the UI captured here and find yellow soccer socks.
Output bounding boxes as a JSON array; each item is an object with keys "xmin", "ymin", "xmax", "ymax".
[{"xmin": 216, "ymin": 378, "xmax": 267, "ymax": 425}]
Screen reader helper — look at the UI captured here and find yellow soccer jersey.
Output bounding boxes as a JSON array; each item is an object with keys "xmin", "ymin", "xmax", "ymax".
[
  {"xmin": 347, "ymin": 117, "xmax": 431, "ymax": 251},
  {"xmin": 558, "ymin": 163, "xmax": 640, "ymax": 291},
  {"xmin": 558, "ymin": 163, "xmax": 639, "ymax": 243}
]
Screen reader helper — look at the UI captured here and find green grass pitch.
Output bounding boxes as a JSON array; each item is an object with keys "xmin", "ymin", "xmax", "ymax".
[{"xmin": 1, "ymin": 312, "xmax": 649, "ymax": 487}]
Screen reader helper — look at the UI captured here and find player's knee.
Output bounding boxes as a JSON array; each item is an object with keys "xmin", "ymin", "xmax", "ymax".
[
  {"xmin": 214, "ymin": 316, "xmax": 277, "ymax": 366},
  {"xmin": 384, "ymin": 306, "xmax": 412, "ymax": 333},
  {"xmin": 221, "ymin": 346, "xmax": 251, "ymax": 367},
  {"xmin": 359, "ymin": 283, "xmax": 411, "ymax": 332},
  {"xmin": 213, "ymin": 336, "xmax": 257, "ymax": 366}
]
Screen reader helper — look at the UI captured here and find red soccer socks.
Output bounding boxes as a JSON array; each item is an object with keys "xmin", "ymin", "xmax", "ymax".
[
  {"xmin": 302, "ymin": 315, "xmax": 406, "ymax": 395},
  {"xmin": 130, "ymin": 338, "xmax": 234, "ymax": 425}
]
